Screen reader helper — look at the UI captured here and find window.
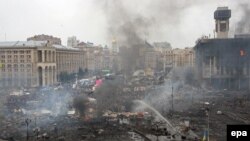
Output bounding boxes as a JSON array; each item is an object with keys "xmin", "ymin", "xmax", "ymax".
[
  {"xmin": 220, "ymin": 23, "xmax": 227, "ymax": 32},
  {"xmin": 1, "ymin": 55, "xmax": 5, "ymax": 59},
  {"xmin": 20, "ymin": 55, "xmax": 24, "ymax": 58},
  {"xmin": 14, "ymin": 55, "xmax": 18, "ymax": 58},
  {"xmin": 7, "ymin": 60, "xmax": 11, "ymax": 63},
  {"xmin": 20, "ymin": 60, "xmax": 25, "ymax": 63},
  {"xmin": 1, "ymin": 60, "xmax": 5, "ymax": 63},
  {"xmin": 20, "ymin": 51, "xmax": 24, "ymax": 54},
  {"xmin": 14, "ymin": 51, "xmax": 18, "ymax": 54},
  {"xmin": 26, "ymin": 50, "xmax": 31, "ymax": 54},
  {"xmin": 8, "ymin": 55, "xmax": 11, "ymax": 58}
]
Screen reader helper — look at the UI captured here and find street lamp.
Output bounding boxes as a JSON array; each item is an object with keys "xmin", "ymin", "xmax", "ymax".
[
  {"xmin": 25, "ymin": 118, "xmax": 31, "ymax": 141},
  {"xmin": 171, "ymin": 85, "xmax": 174, "ymax": 114},
  {"xmin": 205, "ymin": 108, "xmax": 210, "ymax": 141}
]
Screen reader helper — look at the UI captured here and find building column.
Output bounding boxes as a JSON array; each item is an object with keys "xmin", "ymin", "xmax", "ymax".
[
  {"xmin": 50, "ymin": 67, "xmax": 53, "ymax": 85},
  {"xmin": 42, "ymin": 67, "xmax": 46, "ymax": 86},
  {"xmin": 49, "ymin": 51, "xmax": 52, "ymax": 62},
  {"xmin": 36, "ymin": 70, "xmax": 39, "ymax": 87},
  {"xmin": 47, "ymin": 67, "xmax": 50, "ymax": 85},
  {"xmin": 45, "ymin": 51, "xmax": 48, "ymax": 62},
  {"xmin": 48, "ymin": 51, "xmax": 50, "ymax": 62},
  {"xmin": 45, "ymin": 67, "xmax": 48, "ymax": 86},
  {"xmin": 54, "ymin": 66, "xmax": 57, "ymax": 83},
  {"xmin": 42, "ymin": 50, "xmax": 45, "ymax": 63},
  {"xmin": 50, "ymin": 51, "xmax": 52, "ymax": 62},
  {"xmin": 52, "ymin": 51, "xmax": 55, "ymax": 62},
  {"xmin": 55, "ymin": 52, "xmax": 56, "ymax": 62}
]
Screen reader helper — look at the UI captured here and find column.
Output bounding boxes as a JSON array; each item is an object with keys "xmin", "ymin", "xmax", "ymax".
[
  {"xmin": 47, "ymin": 67, "xmax": 50, "ymax": 85},
  {"xmin": 49, "ymin": 67, "xmax": 52, "ymax": 85},
  {"xmin": 53, "ymin": 66, "xmax": 57, "ymax": 83},
  {"xmin": 45, "ymin": 51, "xmax": 47, "ymax": 62},
  {"xmin": 42, "ymin": 67, "xmax": 45, "ymax": 86},
  {"xmin": 48, "ymin": 51, "xmax": 50, "ymax": 62},
  {"xmin": 51, "ymin": 67, "xmax": 53, "ymax": 85},
  {"xmin": 45, "ymin": 67, "xmax": 48, "ymax": 86},
  {"xmin": 55, "ymin": 52, "xmax": 56, "ymax": 63},
  {"xmin": 51, "ymin": 67, "xmax": 54, "ymax": 84},
  {"xmin": 36, "ymin": 68, "xmax": 39, "ymax": 86},
  {"xmin": 42, "ymin": 50, "xmax": 45, "ymax": 63}
]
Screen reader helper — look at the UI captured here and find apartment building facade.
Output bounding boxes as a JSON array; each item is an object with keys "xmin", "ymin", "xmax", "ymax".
[{"xmin": 0, "ymin": 41, "xmax": 85, "ymax": 88}]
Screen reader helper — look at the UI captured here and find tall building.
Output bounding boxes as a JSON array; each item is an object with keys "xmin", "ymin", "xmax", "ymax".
[
  {"xmin": 153, "ymin": 42, "xmax": 172, "ymax": 72},
  {"xmin": 214, "ymin": 7, "xmax": 231, "ymax": 38},
  {"xmin": 0, "ymin": 40, "xmax": 85, "ymax": 88},
  {"xmin": 0, "ymin": 41, "xmax": 56, "ymax": 87},
  {"xmin": 76, "ymin": 42, "xmax": 103, "ymax": 72},
  {"xmin": 67, "ymin": 36, "xmax": 79, "ymax": 47},
  {"xmin": 55, "ymin": 44, "xmax": 85, "ymax": 78},
  {"xmin": 195, "ymin": 7, "xmax": 250, "ymax": 90},
  {"xmin": 171, "ymin": 48, "xmax": 194, "ymax": 68}
]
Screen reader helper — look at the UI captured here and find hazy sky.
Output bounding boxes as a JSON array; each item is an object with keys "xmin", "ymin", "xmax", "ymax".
[{"xmin": 0, "ymin": 0, "xmax": 248, "ymax": 48}]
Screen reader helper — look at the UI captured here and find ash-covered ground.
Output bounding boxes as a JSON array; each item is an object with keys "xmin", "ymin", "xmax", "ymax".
[{"xmin": 0, "ymin": 70, "xmax": 250, "ymax": 141}]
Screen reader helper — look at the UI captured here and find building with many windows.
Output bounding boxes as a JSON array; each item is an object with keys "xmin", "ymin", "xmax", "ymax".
[
  {"xmin": 0, "ymin": 40, "xmax": 85, "ymax": 88},
  {"xmin": 171, "ymin": 48, "xmax": 195, "ymax": 68}
]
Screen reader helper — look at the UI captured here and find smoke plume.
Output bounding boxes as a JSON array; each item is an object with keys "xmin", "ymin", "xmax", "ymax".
[
  {"xmin": 73, "ymin": 95, "xmax": 88, "ymax": 116},
  {"xmin": 236, "ymin": 3, "xmax": 250, "ymax": 34}
]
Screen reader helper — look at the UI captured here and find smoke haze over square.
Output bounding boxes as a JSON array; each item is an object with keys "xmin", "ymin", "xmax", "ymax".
[{"xmin": 0, "ymin": 0, "xmax": 249, "ymax": 48}]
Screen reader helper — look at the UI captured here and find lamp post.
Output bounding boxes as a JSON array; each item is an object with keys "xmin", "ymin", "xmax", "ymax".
[
  {"xmin": 205, "ymin": 108, "xmax": 210, "ymax": 141},
  {"xmin": 171, "ymin": 85, "xmax": 174, "ymax": 116},
  {"xmin": 25, "ymin": 118, "xmax": 31, "ymax": 141}
]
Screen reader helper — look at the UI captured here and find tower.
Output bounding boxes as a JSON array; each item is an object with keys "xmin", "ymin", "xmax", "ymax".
[{"xmin": 214, "ymin": 7, "xmax": 231, "ymax": 38}]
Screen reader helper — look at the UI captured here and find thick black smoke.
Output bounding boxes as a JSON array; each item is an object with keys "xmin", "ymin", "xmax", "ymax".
[
  {"xmin": 98, "ymin": 0, "xmax": 201, "ymax": 75},
  {"xmin": 73, "ymin": 95, "xmax": 88, "ymax": 116},
  {"xmin": 94, "ymin": 78, "xmax": 124, "ymax": 115}
]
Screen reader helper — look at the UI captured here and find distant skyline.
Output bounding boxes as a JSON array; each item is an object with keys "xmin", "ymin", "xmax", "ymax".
[{"xmin": 0, "ymin": 0, "xmax": 248, "ymax": 48}]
